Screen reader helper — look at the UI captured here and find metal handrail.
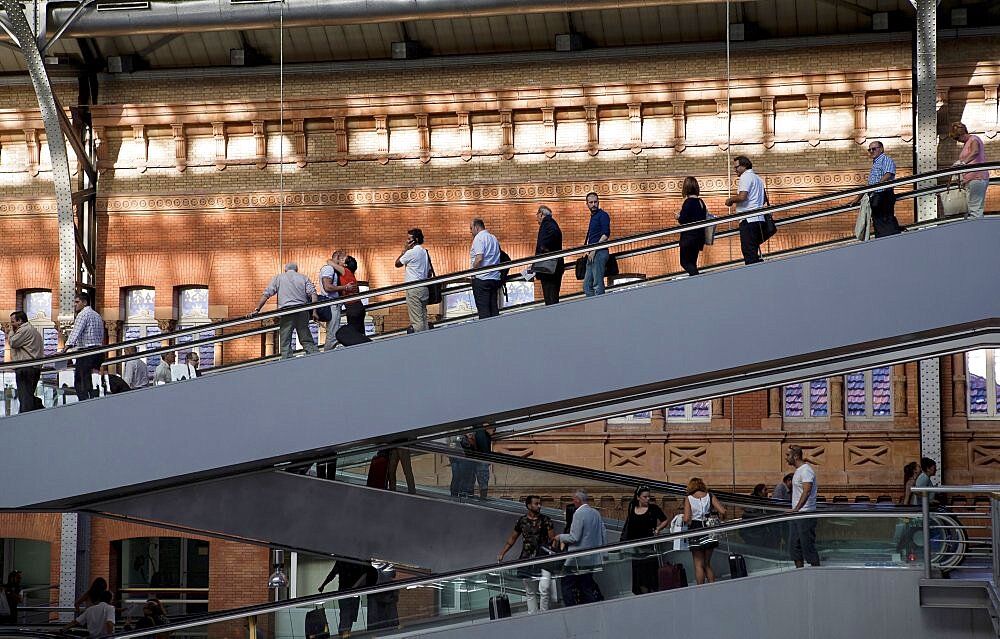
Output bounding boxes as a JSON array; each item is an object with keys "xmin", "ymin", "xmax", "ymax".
[
  {"xmin": 1, "ymin": 162, "xmax": 995, "ymax": 374},
  {"xmin": 912, "ymin": 485, "xmax": 999, "ymax": 580},
  {"xmin": 110, "ymin": 508, "xmax": 920, "ymax": 639},
  {"xmin": 185, "ymin": 176, "xmax": 986, "ymax": 381}
]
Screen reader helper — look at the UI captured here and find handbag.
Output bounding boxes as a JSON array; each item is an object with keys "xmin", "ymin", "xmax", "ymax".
[
  {"xmin": 761, "ymin": 214, "xmax": 778, "ymax": 241},
  {"xmin": 702, "ymin": 199, "xmax": 717, "ymax": 246},
  {"xmin": 425, "ymin": 252, "xmax": 442, "ymax": 305},
  {"xmin": 939, "ymin": 186, "xmax": 968, "ymax": 217},
  {"xmin": 605, "ymin": 254, "xmax": 620, "ymax": 278},
  {"xmin": 533, "ymin": 257, "xmax": 558, "ymax": 275},
  {"xmin": 574, "ymin": 256, "xmax": 588, "ymax": 280}
]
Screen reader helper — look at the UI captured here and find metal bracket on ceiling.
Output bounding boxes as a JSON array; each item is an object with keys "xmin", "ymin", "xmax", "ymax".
[{"xmin": 42, "ymin": 0, "xmax": 96, "ymax": 54}]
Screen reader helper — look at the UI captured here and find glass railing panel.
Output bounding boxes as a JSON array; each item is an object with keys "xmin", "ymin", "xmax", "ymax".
[{"xmin": 145, "ymin": 512, "xmax": 923, "ymax": 639}]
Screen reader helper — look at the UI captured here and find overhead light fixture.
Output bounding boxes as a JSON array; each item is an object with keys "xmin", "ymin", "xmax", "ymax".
[
  {"xmin": 96, "ymin": 1, "xmax": 150, "ymax": 10},
  {"xmin": 268, "ymin": 549, "xmax": 289, "ymax": 590}
]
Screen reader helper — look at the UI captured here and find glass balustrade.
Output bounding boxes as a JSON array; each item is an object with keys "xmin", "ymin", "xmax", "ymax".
[{"xmin": 123, "ymin": 511, "xmax": 921, "ymax": 639}]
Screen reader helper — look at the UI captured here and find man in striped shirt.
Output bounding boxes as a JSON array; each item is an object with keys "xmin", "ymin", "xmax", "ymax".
[
  {"xmin": 64, "ymin": 291, "xmax": 106, "ymax": 401},
  {"xmin": 865, "ymin": 141, "xmax": 903, "ymax": 237}
]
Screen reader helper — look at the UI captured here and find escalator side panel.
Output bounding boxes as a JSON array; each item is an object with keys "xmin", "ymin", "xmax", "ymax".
[
  {"xmin": 2, "ymin": 219, "xmax": 999, "ymax": 507},
  {"xmin": 92, "ymin": 471, "xmax": 519, "ymax": 573}
]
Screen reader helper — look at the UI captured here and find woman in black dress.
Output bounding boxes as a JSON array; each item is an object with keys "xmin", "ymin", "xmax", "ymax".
[
  {"xmin": 621, "ymin": 486, "xmax": 668, "ymax": 595},
  {"xmin": 676, "ymin": 176, "xmax": 708, "ymax": 276}
]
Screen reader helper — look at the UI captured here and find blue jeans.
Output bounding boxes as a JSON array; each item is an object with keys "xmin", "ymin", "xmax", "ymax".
[{"xmin": 583, "ymin": 249, "xmax": 609, "ymax": 296}]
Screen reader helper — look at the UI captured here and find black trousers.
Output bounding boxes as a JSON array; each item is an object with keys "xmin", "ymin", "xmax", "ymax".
[
  {"xmin": 739, "ymin": 220, "xmax": 767, "ymax": 265},
  {"xmin": 870, "ymin": 191, "xmax": 902, "ymax": 237},
  {"xmin": 537, "ymin": 270, "xmax": 563, "ymax": 305},
  {"xmin": 790, "ymin": 519, "xmax": 821, "ymax": 566},
  {"xmin": 471, "ymin": 279, "xmax": 501, "ymax": 319},
  {"xmin": 679, "ymin": 237, "xmax": 702, "ymax": 275},
  {"xmin": 562, "ymin": 573, "xmax": 604, "ymax": 606},
  {"xmin": 15, "ymin": 366, "xmax": 42, "ymax": 412},
  {"xmin": 345, "ymin": 303, "xmax": 366, "ymax": 334},
  {"xmin": 74, "ymin": 352, "xmax": 105, "ymax": 401}
]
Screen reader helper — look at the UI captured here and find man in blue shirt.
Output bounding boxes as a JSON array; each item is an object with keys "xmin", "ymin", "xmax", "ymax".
[
  {"xmin": 864, "ymin": 141, "xmax": 903, "ymax": 237},
  {"xmin": 583, "ymin": 192, "xmax": 611, "ymax": 296},
  {"xmin": 469, "ymin": 218, "xmax": 502, "ymax": 318}
]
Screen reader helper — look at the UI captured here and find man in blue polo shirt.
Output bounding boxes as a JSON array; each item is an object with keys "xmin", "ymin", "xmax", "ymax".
[
  {"xmin": 865, "ymin": 141, "xmax": 903, "ymax": 237},
  {"xmin": 583, "ymin": 192, "xmax": 611, "ymax": 296}
]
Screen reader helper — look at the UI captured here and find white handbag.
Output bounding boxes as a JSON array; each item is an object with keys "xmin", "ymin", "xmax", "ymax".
[{"xmin": 939, "ymin": 186, "xmax": 968, "ymax": 217}]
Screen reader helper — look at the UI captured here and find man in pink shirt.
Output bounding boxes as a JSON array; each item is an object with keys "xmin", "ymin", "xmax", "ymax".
[{"xmin": 949, "ymin": 122, "xmax": 990, "ymax": 217}]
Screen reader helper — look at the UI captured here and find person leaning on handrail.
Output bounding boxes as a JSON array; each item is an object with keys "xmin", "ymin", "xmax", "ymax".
[
  {"xmin": 60, "ymin": 291, "xmax": 107, "ymax": 402},
  {"xmin": 251, "ymin": 262, "xmax": 320, "ymax": 359},
  {"xmin": 7, "ymin": 311, "xmax": 42, "ymax": 412}
]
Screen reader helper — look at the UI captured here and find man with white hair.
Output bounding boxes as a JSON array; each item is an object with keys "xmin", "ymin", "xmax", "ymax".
[
  {"xmin": 252, "ymin": 262, "xmax": 320, "ymax": 359},
  {"xmin": 556, "ymin": 489, "xmax": 607, "ymax": 606}
]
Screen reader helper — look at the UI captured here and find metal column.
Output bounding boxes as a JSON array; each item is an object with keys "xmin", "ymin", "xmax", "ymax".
[
  {"xmin": 913, "ymin": 0, "xmax": 943, "ymax": 473},
  {"xmin": 58, "ymin": 513, "xmax": 78, "ymax": 622},
  {"xmin": 913, "ymin": 0, "xmax": 938, "ymax": 222},
  {"xmin": 1, "ymin": 0, "xmax": 79, "ymax": 326}
]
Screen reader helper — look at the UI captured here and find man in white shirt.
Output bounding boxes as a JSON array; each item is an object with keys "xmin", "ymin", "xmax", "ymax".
[
  {"xmin": 468, "ymin": 218, "xmax": 502, "ymax": 319},
  {"xmin": 787, "ymin": 444, "xmax": 820, "ymax": 567},
  {"xmin": 154, "ymin": 351, "xmax": 174, "ymax": 385},
  {"xmin": 724, "ymin": 155, "xmax": 769, "ymax": 265},
  {"xmin": 65, "ymin": 589, "xmax": 115, "ymax": 638},
  {"xmin": 395, "ymin": 228, "xmax": 431, "ymax": 332}
]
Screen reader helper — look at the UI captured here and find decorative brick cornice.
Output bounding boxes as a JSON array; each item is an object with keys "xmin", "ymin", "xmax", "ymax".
[{"xmin": 94, "ymin": 169, "xmax": 878, "ymax": 215}]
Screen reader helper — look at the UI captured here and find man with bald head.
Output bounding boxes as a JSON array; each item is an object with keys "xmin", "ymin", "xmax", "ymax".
[{"xmin": 252, "ymin": 262, "xmax": 320, "ymax": 359}]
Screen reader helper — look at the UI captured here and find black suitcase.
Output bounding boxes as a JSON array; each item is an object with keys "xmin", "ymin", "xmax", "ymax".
[
  {"xmin": 304, "ymin": 607, "xmax": 330, "ymax": 639},
  {"xmin": 729, "ymin": 553, "xmax": 748, "ymax": 579},
  {"xmin": 335, "ymin": 324, "xmax": 371, "ymax": 346},
  {"xmin": 488, "ymin": 593, "xmax": 511, "ymax": 620}
]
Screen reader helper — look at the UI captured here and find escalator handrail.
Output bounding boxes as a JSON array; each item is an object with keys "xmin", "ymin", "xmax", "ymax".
[
  {"xmin": 108, "ymin": 507, "xmax": 923, "ymax": 639},
  {"xmin": 182, "ymin": 176, "xmax": 984, "ymax": 379},
  {"xmin": 3, "ymin": 162, "xmax": 995, "ymax": 373},
  {"xmin": 409, "ymin": 441, "xmax": 793, "ymax": 512}
]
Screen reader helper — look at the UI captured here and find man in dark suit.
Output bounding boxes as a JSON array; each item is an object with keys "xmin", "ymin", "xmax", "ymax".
[{"xmin": 533, "ymin": 206, "xmax": 565, "ymax": 305}]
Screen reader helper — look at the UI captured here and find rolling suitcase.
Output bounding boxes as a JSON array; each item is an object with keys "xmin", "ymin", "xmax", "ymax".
[
  {"xmin": 304, "ymin": 607, "xmax": 330, "ymax": 639},
  {"xmin": 488, "ymin": 593, "xmax": 511, "ymax": 620},
  {"xmin": 366, "ymin": 451, "xmax": 390, "ymax": 489},
  {"xmin": 489, "ymin": 572, "xmax": 512, "ymax": 620},
  {"xmin": 335, "ymin": 324, "xmax": 371, "ymax": 346},
  {"xmin": 658, "ymin": 562, "xmax": 688, "ymax": 590},
  {"xmin": 728, "ymin": 553, "xmax": 748, "ymax": 579}
]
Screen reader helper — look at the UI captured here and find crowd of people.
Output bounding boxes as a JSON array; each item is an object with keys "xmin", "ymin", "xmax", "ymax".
[{"xmin": 5, "ymin": 127, "xmax": 990, "ymax": 409}]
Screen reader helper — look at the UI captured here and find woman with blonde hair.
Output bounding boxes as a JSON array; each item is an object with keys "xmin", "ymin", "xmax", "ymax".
[
  {"xmin": 949, "ymin": 122, "xmax": 990, "ymax": 217},
  {"xmin": 683, "ymin": 477, "xmax": 727, "ymax": 584}
]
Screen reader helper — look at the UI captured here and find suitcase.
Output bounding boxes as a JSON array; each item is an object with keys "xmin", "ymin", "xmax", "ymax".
[
  {"xmin": 488, "ymin": 593, "xmax": 511, "ymax": 620},
  {"xmin": 335, "ymin": 324, "xmax": 371, "ymax": 346},
  {"xmin": 729, "ymin": 553, "xmax": 748, "ymax": 579},
  {"xmin": 658, "ymin": 562, "xmax": 688, "ymax": 590},
  {"xmin": 304, "ymin": 607, "xmax": 330, "ymax": 639},
  {"xmin": 366, "ymin": 452, "xmax": 390, "ymax": 489}
]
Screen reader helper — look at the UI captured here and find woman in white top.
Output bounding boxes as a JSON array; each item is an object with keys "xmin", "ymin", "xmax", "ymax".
[{"xmin": 683, "ymin": 477, "xmax": 727, "ymax": 585}]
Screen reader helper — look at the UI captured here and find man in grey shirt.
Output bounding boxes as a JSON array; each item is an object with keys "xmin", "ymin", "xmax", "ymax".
[
  {"xmin": 556, "ymin": 489, "xmax": 607, "ymax": 606},
  {"xmin": 772, "ymin": 473, "xmax": 793, "ymax": 504},
  {"xmin": 252, "ymin": 262, "xmax": 320, "ymax": 359},
  {"xmin": 121, "ymin": 346, "xmax": 149, "ymax": 390}
]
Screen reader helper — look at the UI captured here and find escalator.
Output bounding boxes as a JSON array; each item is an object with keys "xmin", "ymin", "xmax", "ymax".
[
  {"xmin": 1, "ymin": 170, "xmax": 999, "ymax": 509},
  {"xmin": 84, "ymin": 443, "xmax": 788, "ymax": 572},
  {"xmin": 95, "ymin": 508, "xmax": 970, "ymax": 639}
]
